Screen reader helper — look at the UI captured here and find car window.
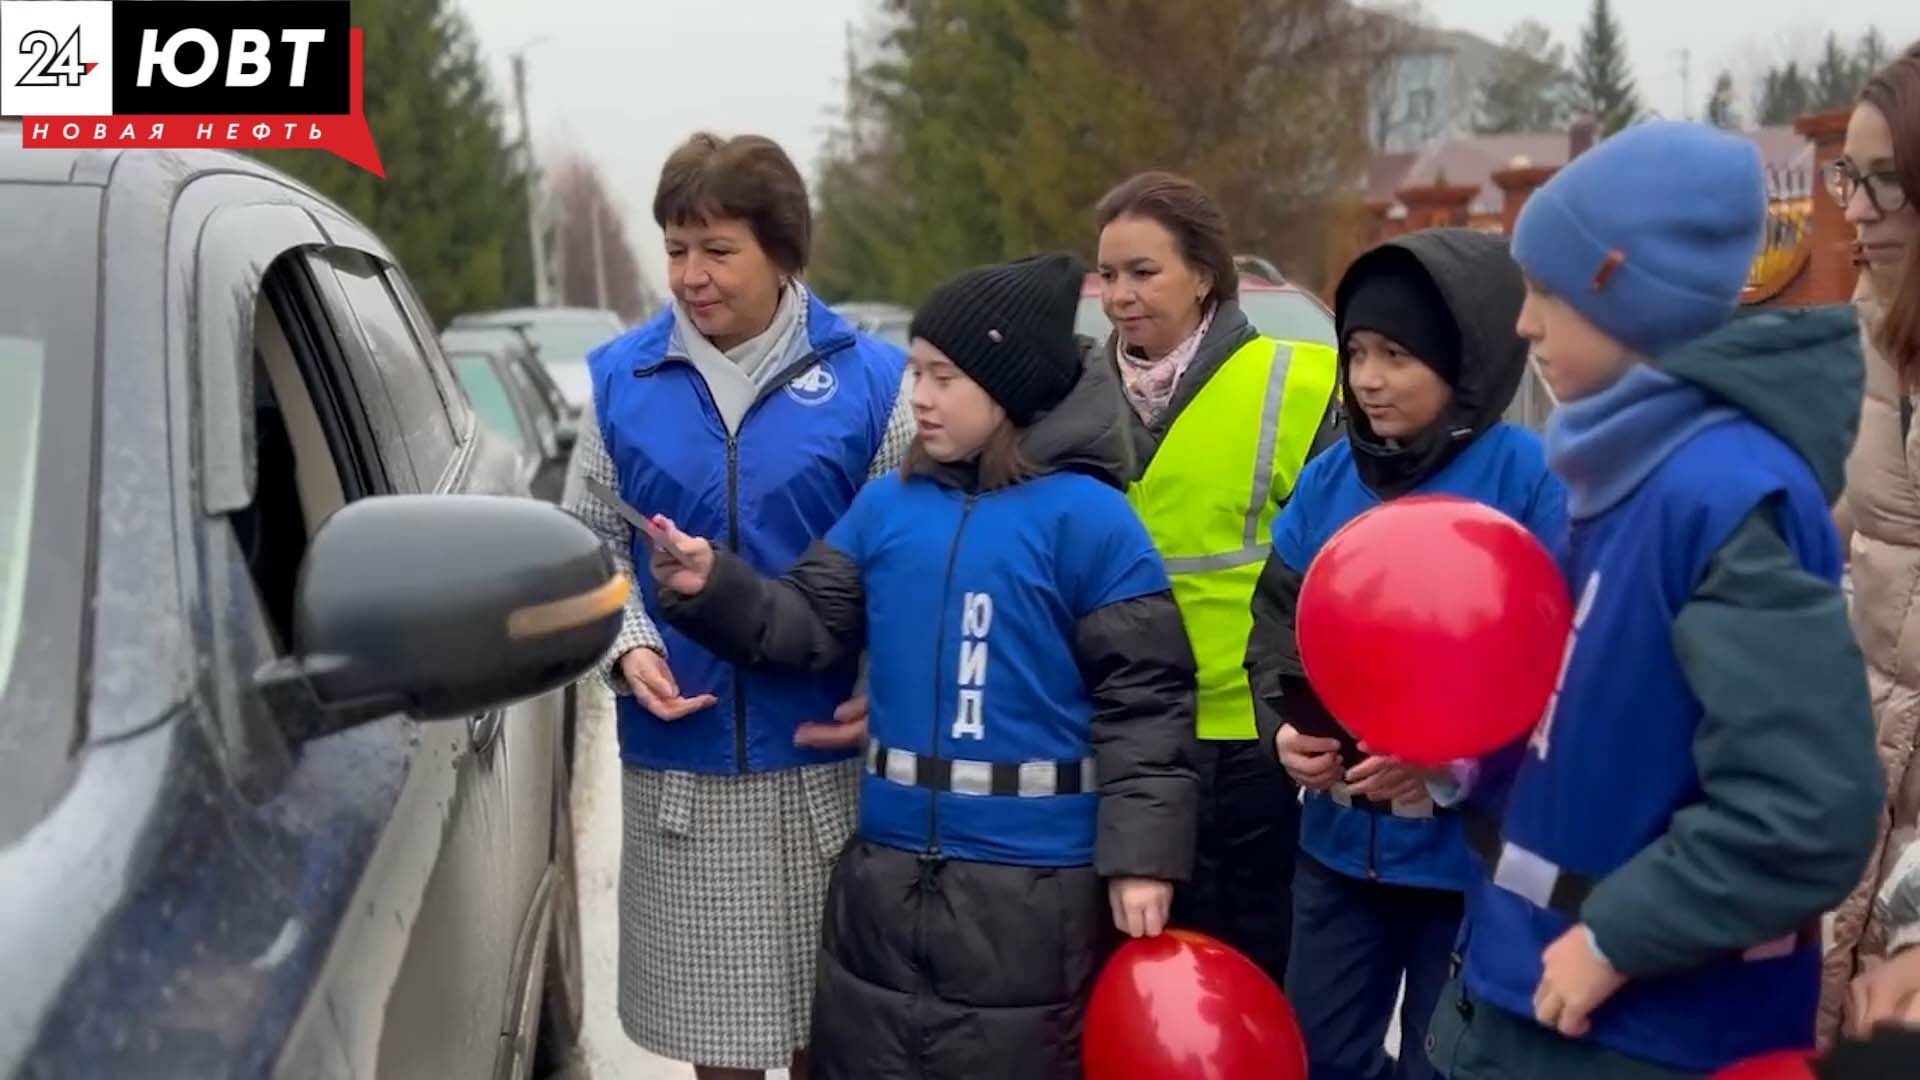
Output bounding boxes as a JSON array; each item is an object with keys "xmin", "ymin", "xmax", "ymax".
[
  {"xmin": 450, "ymin": 353, "xmax": 528, "ymax": 451},
  {"xmin": 1072, "ymin": 291, "xmax": 1335, "ymax": 350},
  {"xmin": 1239, "ymin": 292, "xmax": 1336, "ymax": 349},
  {"xmin": 386, "ymin": 269, "xmax": 475, "ymax": 442},
  {"xmin": 324, "ymin": 251, "xmax": 457, "ymax": 487},
  {"xmin": 0, "ymin": 335, "xmax": 43, "ymax": 697}
]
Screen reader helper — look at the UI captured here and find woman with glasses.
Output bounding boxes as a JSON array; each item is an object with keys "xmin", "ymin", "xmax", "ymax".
[{"xmin": 1822, "ymin": 41, "xmax": 1920, "ymax": 1043}]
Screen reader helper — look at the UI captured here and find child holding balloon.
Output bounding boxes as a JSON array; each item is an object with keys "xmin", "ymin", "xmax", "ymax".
[
  {"xmin": 1245, "ymin": 227, "xmax": 1566, "ymax": 1080},
  {"xmin": 646, "ymin": 253, "xmax": 1200, "ymax": 1080},
  {"xmin": 1427, "ymin": 121, "xmax": 1884, "ymax": 1079}
]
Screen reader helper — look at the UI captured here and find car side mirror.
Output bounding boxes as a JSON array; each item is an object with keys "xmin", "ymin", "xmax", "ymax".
[{"xmin": 258, "ymin": 495, "xmax": 623, "ymax": 741}]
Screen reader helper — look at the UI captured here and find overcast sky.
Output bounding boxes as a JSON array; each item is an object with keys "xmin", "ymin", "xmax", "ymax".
[{"xmin": 452, "ymin": 0, "xmax": 1920, "ymax": 295}]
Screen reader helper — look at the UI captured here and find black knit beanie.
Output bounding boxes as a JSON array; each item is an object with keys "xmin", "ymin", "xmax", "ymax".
[
  {"xmin": 908, "ymin": 253, "xmax": 1085, "ymax": 424},
  {"xmin": 1338, "ymin": 256, "xmax": 1462, "ymax": 387}
]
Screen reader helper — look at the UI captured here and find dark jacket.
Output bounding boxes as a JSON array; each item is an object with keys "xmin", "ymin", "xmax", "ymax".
[
  {"xmin": 1459, "ymin": 305, "xmax": 1881, "ymax": 1071},
  {"xmin": 662, "ymin": 352, "xmax": 1200, "ymax": 1079},
  {"xmin": 1243, "ymin": 229, "xmax": 1559, "ymax": 780}
]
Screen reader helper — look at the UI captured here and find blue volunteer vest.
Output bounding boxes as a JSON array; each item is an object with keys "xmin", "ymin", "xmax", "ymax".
[
  {"xmin": 1462, "ymin": 417, "xmax": 1840, "ymax": 1072},
  {"xmin": 1274, "ymin": 424, "xmax": 1567, "ymax": 891},
  {"xmin": 590, "ymin": 296, "xmax": 906, "ymax": 774},
  {"xmin": 825, "ymin": 469, "xmax": 1170, "ymax": 866}
]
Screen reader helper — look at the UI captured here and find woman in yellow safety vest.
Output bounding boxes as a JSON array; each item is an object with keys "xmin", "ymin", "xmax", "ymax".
[{"xmin": 1091, "ymin": 171, "xmax": 1341, "ymax": 986}]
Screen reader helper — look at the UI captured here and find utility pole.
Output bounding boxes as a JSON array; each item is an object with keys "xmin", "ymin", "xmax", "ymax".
[
  {"xmin": 590, "ymin": 196, "xmax": 608, "ymax": 311},
  {"xmin": 510, "ymin": 45, "xmax": 550, "ymax": 307},
  {"xmin": 1679, "ymin": 48, "xmax": 1693, "ymax": 122}
]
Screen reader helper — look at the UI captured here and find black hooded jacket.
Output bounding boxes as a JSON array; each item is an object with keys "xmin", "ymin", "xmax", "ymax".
[{"xmin": 1244, "ymin": 229, "xmax": 1537, "ymax": 767}]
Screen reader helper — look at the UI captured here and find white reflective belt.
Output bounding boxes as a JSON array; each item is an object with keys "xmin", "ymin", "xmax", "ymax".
[{"xmin": 864, "ymin": 743, "xmax": 1097, "ymax": 797}]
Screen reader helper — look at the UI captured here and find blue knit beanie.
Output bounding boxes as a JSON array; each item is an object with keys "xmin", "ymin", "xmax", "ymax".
[{"xmin": 1511, "ymin": 121, "xmax": 1766, "ymax": 357}]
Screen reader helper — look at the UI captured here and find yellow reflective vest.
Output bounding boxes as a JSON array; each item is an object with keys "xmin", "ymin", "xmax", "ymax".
[{"xmin": 1125, "ymin": 335, "xmax": 1341, "ymax": 741}]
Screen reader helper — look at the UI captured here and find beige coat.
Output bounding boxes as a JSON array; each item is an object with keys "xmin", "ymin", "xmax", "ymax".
[{"xmin": 1823, "ymin": 284, "xmax": 1920, "ymax": 1041}]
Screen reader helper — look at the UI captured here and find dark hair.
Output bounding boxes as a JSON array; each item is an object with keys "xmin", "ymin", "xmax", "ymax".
[
  {"xmin": 1095, "ymin": 172, "xmax": 1239, "ymax": 304},
  {"xmin": 1862, "ymin": 43, "xmax": 1920, "ymax": 372},
  {"xmin": 900, "ymin": 420, "xmax": 1036, "ymax": 491},
  {"xmin": 653, "ymin": 132, "xmax": 811, "ymax": 273}
]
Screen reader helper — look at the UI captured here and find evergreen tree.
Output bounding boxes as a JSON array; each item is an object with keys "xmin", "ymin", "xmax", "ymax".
[
  {"xmin": 1573, "ymin": 0, "xmax": 1641, "ymax": 135},
  {"xmin": 258, "ymin": 0, "xmax": 531, "ymax": 322},
  {"xmin": 1705, "ymin": 70, "xmax": 1740, "ymax": 129},
  {"xmin": 1855, "ymin": 28, "xmax": 1888, "ymax": 89},
  {"xmin": 811, "ymin": 0, "xmax": 1389, "ymax": 304},
  {"xmin": 1474, "ymin": 20, "xmax": 1574, "ymax": 134},
  {"xmin": 1756, "ymin": 61, "xmax": 1813, "ymax": 125},
  {"xmin": 1814, "ymin": 32, "xmax": 1856, "ymax": 110}
]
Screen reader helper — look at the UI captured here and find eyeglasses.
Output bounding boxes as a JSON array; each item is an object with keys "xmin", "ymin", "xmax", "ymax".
[{"xmin": 1824, "ymin": 158, "xmax": 1910, "ymax": 214}]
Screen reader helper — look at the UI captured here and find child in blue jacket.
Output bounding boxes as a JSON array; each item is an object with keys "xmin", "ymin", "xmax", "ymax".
[
  {"xmin": 1429, "ymin": 122, "xmax": 1883, "ymax": 1079},
  {"xmin": 1245, "ymin": 228, "xmax": 1566, "ymax": 1080},
  {"xmin": 650, "ymin": 253, "xmax": 1200, "ymax": 1080}
]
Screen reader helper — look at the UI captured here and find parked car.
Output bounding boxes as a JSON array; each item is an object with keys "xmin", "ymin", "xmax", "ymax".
[
  {"xmin": 447, "ymin": 307, "xmax": 625, "ymax": 415},
  {"xmin": 440, "ymin": 326, "xmax": 576, "ymax": 502},
  {"xmin": 0, "ymin": 127, "xmax": 616, "ymax": 1079},
  {"xmin": 835, "ymin": 301, "xmax": 913, "ymax": 350},
  {"xmin": 1077, "ymin": 270, "xmax": 1337, "ymax": 350},
  {"xmin": 1077, "ymin": 270, "xmax": 1555, "ymax": 433}
]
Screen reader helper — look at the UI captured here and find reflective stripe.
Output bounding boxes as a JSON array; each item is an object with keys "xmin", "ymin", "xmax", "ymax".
[
  {"xmin": 865, "ymin": 743, "xmax": 1097, "ymax": 796},
  {"xmin": 1162, "ymin": 545, "xmax": 1270, "ymax": 575},
  {"xmin": 1242, "ymin": 342, "xmax": 1293, "ymax": 549},
  {"xmin": 1491, "ymin": 837, "xmax": 1563, "ymax": 909}
]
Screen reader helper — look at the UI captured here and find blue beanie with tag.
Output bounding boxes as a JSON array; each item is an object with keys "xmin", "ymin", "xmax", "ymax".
[{"xmin": 1511, "ymin": 121, "xmax": 1767, "ymax": 357}]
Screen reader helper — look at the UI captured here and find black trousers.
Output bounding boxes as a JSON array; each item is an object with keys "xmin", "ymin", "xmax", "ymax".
[{"xmin": 1169, "ymin": 738, "xmax": 1301, "ymax": 986}]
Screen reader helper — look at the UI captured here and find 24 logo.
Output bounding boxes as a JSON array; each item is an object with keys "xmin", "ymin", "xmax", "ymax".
[{"xmin": 15, "ymin": 28, "xmax": 96, "ymax": 87}]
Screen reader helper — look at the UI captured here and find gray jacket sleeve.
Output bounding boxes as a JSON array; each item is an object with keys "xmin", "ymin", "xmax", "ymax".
[
  {"xmin": 658, "ymin": 541, "xmax": 866, "ymax": 676},
  {"xmin": 1581, "ymin": 502, "xmax": 1883, "ymax": 976},
  {"xmin": 1075, "ymin": 592, "xmax": 1201, "ymax": 882},
  {"xmin": 867, "ymin": 367, "xmax": 917, "ymax": 480},
  {"xmin": 561, "ymin": 402, "xmax": 664, "ymax": 696},
  {"xmin": 1878, "ymin": 841, "xmax": 1920, "ymax": 955}
]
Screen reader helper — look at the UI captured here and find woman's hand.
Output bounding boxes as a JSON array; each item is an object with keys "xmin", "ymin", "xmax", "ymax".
[
  {"xmin": 794, "ymin": 694, "xmax": 870, "ymax": 749},
  {"xmin": 646, "ymin": 516, "xmax": 715, "ymax": 596},
  {"xmin": 1849, "ymin": 946, "xmax": 1920, "ymax": 1036},
  {"xmin": 1276, "ymin": 723, "xmax": 1343, "ymax": 791},
  {"xmin": 618, "ymin": 647, "xmax": 717, "ymax": 721},
  {"xmin": 1108, "ymin": 877, "xmax": 1174, "ymax": 938}
]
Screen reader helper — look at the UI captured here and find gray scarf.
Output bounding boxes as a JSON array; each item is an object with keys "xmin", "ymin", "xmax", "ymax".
[{"xmin": 671, "ymin": 281, "xmax": 808, "ymax": 434}]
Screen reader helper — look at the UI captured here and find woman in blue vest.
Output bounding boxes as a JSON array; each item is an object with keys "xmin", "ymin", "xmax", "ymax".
[
  {"xmin": 1244, "ymin": 229, "xmax": 1565, "ymax": 1080},
  {"xmin": 565, "ymin": 132, "xmax": 912, "ymax": 1079},
  {"xmin": 650, "ymin": 253, "xmax": 1200, "ymax": 1079}
]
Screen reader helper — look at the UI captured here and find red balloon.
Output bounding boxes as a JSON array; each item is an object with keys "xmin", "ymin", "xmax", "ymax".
[
  {"xmin": 1083, "ymin": 929, "xmax": 1306, "ymax": 1080},
  {"xmin": 1710, "ymin": 1049, "xmax": 1820, "ymax": 1078},
  {"xmin": 1296, "ymin": 495, "xmax": 1572, "ymax": 767}
]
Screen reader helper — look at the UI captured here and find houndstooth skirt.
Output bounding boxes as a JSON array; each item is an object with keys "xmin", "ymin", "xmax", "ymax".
[{"xmin": 618, "ymin": 760, "xmax": 859, "ymax": 1069}]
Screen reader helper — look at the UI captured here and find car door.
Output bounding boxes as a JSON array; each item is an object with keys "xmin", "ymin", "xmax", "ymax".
[
  {"xmin": 307, "ymin": 246, "xmax": 560, "ymax": 1078},
  {"xmin": 155, "ymin": 173, "xmax": 499, "ymax": 1080}
]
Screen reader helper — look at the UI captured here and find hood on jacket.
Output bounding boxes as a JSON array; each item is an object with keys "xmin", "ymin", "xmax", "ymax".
[
  {"xmin": 1334, "ymin": 229, "xmax": 1529, "ymax": 497},
  {"xmin": 1662, "ymin": 305, "xmax": 1863, "ymax": 503},
  {"xmin": 1544, "ymin": 305, "xmax": 1863, "ymax": 520},
  {"xmin": 913, "ymin": 342, "xmax": 1135, "ymax": 493}
]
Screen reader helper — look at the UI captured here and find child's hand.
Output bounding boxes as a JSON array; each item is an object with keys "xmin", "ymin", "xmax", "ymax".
[
  {"xmin": 647, "ymin": 516, "xmax": 715, "ymax": 596},
  {"xmin": 1108, "ymin": 877, "xmax": 1173, "ymax": 938},
  {"xmin": 1276, "ymin": 724, "xmax": 1343, "ymax": 790},
  {"xmin": 1534, "ymin": 925, "xmax": 1627, "ymax": 1037},
  {"xmin": 1346, "ymin": 742, "xmax": 1442, "ymax": 803}
]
